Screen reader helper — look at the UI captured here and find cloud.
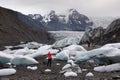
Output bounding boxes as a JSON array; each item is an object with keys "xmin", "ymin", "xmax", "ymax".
[{"xmin": 0, "ymin": 0, "xmax": 120, "ymax": 16}]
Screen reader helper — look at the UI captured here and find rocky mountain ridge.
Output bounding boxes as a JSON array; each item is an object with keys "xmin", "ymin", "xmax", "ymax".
[
  {"xmin": 80, "ymin": 18, "xmax": 120, "ymax": 46},
  {"xmin": 0, "ymin": 6, "xmax": 54, "ymax": 49},
  {"xmin": 28, "ymin": 9, "xmax": 93, "ymax": 31}
]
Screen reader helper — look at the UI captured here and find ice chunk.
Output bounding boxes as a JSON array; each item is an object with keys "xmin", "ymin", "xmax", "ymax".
[
  {"xmin": 64, "ymin": 71, "xmax": 77, "ymax": 77},
  {"xmin": 56, "ymin": 63, "xmax": 60, "ymax": 66},
  {"xmin": 13, "ymin": 47, "xmax": 29, "ymax": 55},
  {"xmin": 2, "ymin": 49, "xmax": 16, "ymax": 54},
  {"xmin": 53, "ymin": 37, "xmax": 80, "ymax": 48},
  {"xmin": 63, "ymin": 44, "xmax": 86, "ymax": 51},
  {"xmin": 62, "ymin": 64, "xmax": 71, "ymax": 70},
  {"xmin": 94, "ymin": 63, "xmax": 120, "ymax": 72},
  {"xmin": 27, "ymin": 66, "xmax": 38, "ymax": 70},
  {"xmin": 11, "ymin": 55, "xmax": 38, "ymax": 65},
  {"xmin": 63, "ymin": 45, "xmax": 87, "ymax": 56},
  {"xmin": 27, "ymin": 45, "xmax": 52, "ymax": 58},
  {"xmin": 0, "ymin": 68, "xmax": 16, "ymax": 76},
  {"xmin": 16, "ymin": 41, "xmax": 42, "ymax": 49},
  {"xmin": 0, "ymin": 52, "xmax": 13, "ymax": 63},
  {"xmin": 75, "ymin": 47, "xmax": 120, "ymax": 63},
  {"xmin": 44, "ymin": 69, "xmax": 51, "ymax": 72},
  {"xmin": 67, "ymin": 60, "xmax": 76, "ymax": 67},
  {"xmin": 102, "ymin": 43, "xmax": 120, "ymax": 49},
  {"xmin": 82, "ymin": 69, "xmax": 87, "ymax": 72},
  {"xmin": 56, "ymin": 50, "xmax": 69, "ymax": 60},
  {"xmin": 86, "ymin": 72, "xmax": 94, "ymax": 77}
]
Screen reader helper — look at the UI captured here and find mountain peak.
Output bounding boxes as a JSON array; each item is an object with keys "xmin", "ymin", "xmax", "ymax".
[
  {"xmin": 49, "ymin": 10, "xmax": 56, "ymax": 16},
  {"xmin": 28, "ymin": 9, "xmax": 93, "ymax": 31},
  {"xmin": 68, "ymin": 8, "xmax": 77, "ymax": 12}
]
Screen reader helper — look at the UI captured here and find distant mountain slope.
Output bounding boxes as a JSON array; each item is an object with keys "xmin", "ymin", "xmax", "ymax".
[
  {"xmin": 28, "ymin": 9, "xmax": 93, "ymax": 31},
  {"xmin": 0, "ymin": 6, "xmax": 54, "ymax": 48},
  {"xmin": 18, "ymin": 13, "xmax": 45, "ymax": 30}
]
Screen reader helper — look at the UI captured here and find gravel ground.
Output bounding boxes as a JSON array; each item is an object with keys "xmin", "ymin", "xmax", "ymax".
[
  {"xmin": 0, "ymin": 45, "xmax": 120, "ymax": 80},
  {"xmin": 0, "ymin": 59, "xmax": 120, "ymax": 80}
]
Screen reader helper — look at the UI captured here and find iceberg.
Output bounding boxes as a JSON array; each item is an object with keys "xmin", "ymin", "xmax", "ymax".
[
  {"xmin": 0, "ymin": 52, "xmax": 13, "ymax": 63},
  {"xmin": 61, "ymin": 60, "xmax": 82, "ymax": 74},
  {"xmin": 86, "ymin": 72, "xmax": 94, "ymax": 77},
  {"xmin": 102, "ymin": 43, "xmax": 120, "ymax": 49},
  {"xmin": 63, "ymin": 44, "xmax": 87, "ymax": 51},
  {"xmin": 2, "ymin": 49, "xmax": 16, "ymax": 54},
  {"xmin": 44, "ymin": 69, "xmax": 51, "ymax": 72},
  {"xmin": 64, "ymin": 71, "xmax": 77, "ymax": 77},
  {"xmin": 11, "ymin": 55, "xmax": 38, "ymax": 65},
  {"xmin": 63, "ymin": 45, "xmax": 87, "ymax": 56},
  {"xmin": 53, "ymin": 37, "xmax": 80, "ymax": 48},
  {"xmin": 0, "ymin": 68, "xmax": 16, "ymax": 76},
  {"xmin": 94, "ymin": 63, "xmax": 120, "ymax": 72},
  {"xmin": 27, "ymin": 66, "xmax": 38, "ymax": 70},
  {"xmin": 26, "ymin": 45, "xmax": 52, "ymax": 58},
  {"xmin": 16, "ymin": 41, "xmax": 42, "ymax": 49},
  {"xmin": 75, "ymin": 46, "xmax": 120, "ymax": 63},
  {"xmin": 56, "ymin": 50, "xmax": 69, "ymax": 60},
  {"xmin": 62, "ymin": 64, "xmax": 71, "ymax": 70},
  {"xmin": 13, "ymin": 47, "xmax": 29, "ymax": 55}
]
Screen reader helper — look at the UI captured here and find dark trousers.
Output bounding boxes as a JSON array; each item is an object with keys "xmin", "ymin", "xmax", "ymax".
[{"xmin": 47, "ymin": 58, "xmax": 52, "ymax": 67}]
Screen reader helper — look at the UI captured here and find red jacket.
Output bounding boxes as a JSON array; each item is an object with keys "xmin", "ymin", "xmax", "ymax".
[{"xmin": 47, "ymin": 52, "xmax": 52, "ymax": 59}]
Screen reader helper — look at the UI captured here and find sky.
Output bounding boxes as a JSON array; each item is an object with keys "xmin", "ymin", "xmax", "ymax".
[{"xmin": 0, "ymin": 0, "xmax": 120, "ymax": 17}]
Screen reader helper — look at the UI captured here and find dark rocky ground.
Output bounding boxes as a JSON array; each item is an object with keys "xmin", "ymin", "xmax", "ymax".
[
  {"xmin": 0, "ymin": 59, "xmax": 120, "ymax": 80},
  {"xmin": 0, "ymin": 45, "xmax": 120, "ymax": 80}
]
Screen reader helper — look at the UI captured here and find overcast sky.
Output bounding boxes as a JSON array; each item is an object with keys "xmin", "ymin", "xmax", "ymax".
[{"xmin": 0, "ymin": 0, "xmax": 120, "ymax": 17}]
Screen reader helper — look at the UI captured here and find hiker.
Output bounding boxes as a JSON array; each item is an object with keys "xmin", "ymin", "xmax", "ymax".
[
  {"xmin": 0, "ymin": 62, "xmax": 4, "ymax": 69},
  {"xmin": 86, "ymin": 41, "xmax": 90, "ymax": 47},
  {"xmin": 46, "ymin": 52, "xmax": 52, "ymax": 67}
]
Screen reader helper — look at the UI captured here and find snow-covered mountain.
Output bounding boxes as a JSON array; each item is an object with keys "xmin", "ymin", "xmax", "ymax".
[
  {"xmin": 28, "ymin": 9, "xmax": 93, "ymax": 31},
  {"xmin": 28, "ymin": 14, "xmax": 43, "ymax": 22}
]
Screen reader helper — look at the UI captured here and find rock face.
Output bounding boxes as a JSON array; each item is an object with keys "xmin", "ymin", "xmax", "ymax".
[
  {"xmin": 92, "ymin": 27, "xmax": 105, "ymax": 45},
  {"xmin": 83, "ymin": 18, "xmax": 120, "ymax": 45},
  {"xmin": 103, "ymin": 18, "xmax": 120, "ymax": 44},
  {"xmin": 28, "ymin": 9, "xmax": 93, "ymax": 31},
  {"xmin": 0, "ymin": 7, "xmax": 54, "ymax": 48},
  {"xmin": 80, "ymin": 26, "xmax": 105, "ymax": 46}
]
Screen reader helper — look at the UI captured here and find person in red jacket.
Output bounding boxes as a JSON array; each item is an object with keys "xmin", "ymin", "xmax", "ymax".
[{"xmin": 47, "ymin": 52, "xmax": 52, "ymax": 67}]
